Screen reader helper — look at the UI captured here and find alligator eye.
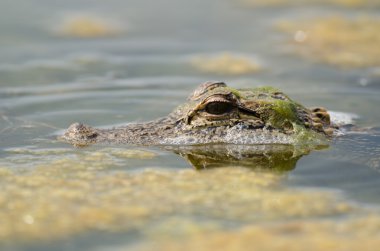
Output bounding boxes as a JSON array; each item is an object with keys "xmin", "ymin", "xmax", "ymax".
[{"xmin": 205, "ymin": 102, "xmax": 233, "ymax": 115}]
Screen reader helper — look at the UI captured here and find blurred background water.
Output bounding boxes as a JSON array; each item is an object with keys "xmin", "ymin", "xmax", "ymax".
[{"xmin": 1, "ymin": 0, "xmax": 380, "ymax": 250}]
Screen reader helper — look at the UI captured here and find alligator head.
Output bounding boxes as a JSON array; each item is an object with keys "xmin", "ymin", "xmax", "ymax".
[
  {"xmin": 59, "ymin": 81, "xmax": 337, "ymax": 169},
  {"xmin": 61, "ymin": 81, "xmax": 335, "ymax": 146}
]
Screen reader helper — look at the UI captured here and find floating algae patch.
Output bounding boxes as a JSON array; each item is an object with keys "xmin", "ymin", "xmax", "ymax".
[
  {"xmin": 5, "ymin": 147, "xmax": 73, "ymax": 155},
  {"xmin": 2, "ymin": 147, "xmax": 157, "ymax": 169},
  {"xmin": 55, "ymin": 14, "xmax": 123, "ymax": 38},
  {"xmin": 277, "ymin": 16, "xmax": 380, "ymax": 68},
  {"xmin": 137, "ymin": 214, "xmax": 380, "ymax": 251},
  {"xmin": 0, "ymin": 166, "xmax": 354, "ymax": 245},
  {"xmin": 191, "ymin": 53, "xmax": 262, "ymax": 75},
  {"xmin": 240, "ymin": 0, "xmax": 380, "ymax": 8},
  {"xmin": 103, "ymin": 148, "xmax": 157, "ymax": 159}
]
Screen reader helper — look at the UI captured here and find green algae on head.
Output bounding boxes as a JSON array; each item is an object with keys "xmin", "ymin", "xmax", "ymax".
[
  {"xmin": 240, "ymin": 86, "xmax": 302, "ymax": 129},
  {"xmin": 277, "ymin": 16, "xmax": 380, "ymax": 68}
]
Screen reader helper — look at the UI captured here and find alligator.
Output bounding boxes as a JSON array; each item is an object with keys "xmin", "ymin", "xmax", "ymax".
[
  {"xmin": 60, "ymin": 81, "xmax": 350, "ymax": 169},
  {"xmin": 60, "ymin": 81, "xmax": 341, "ymax": 146}
]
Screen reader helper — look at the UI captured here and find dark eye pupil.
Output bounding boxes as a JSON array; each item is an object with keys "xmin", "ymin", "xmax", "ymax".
[{"xmin": 205, "ymin": 102, "xmax": 233, "ymax": 115}]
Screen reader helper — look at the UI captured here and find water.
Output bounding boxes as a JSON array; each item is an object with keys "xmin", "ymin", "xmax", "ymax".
[{"xmin": 1, "ymin": 0, "xmax": 380, "ymax": 250}]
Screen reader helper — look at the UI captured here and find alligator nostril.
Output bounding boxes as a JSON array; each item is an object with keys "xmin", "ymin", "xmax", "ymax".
[{"xmin": 65, "ymin": 123, "xmax": 97, "ymax": 140}]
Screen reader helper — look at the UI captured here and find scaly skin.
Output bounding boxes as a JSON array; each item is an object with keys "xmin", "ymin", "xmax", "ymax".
[{"xmin": 60, "ymin": 81, "xmax": 336, "ymax": 147}]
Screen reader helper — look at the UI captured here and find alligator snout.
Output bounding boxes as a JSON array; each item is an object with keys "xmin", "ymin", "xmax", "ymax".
[{"xmin": 60, "ymin": 123, "xmax": 98, "ymax": 146}]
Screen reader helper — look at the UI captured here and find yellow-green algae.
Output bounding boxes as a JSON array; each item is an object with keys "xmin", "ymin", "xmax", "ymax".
[
  {"xmin": 138, "ymin": 215, "xmax": 380, "ymax": 251},
  {"xmin": 191, "ymin": 52, "xmax": 262, "ymax": 75},
  {"xmin": 0, "ymin": 161, "xmax": 354, "ymax": 244},
  {"xmin": 55, "ymin": 14, "xmax": 123, "ymax": 38},
  {"xmin": 3, "ymin": 147, "xmax": 157, "ymax": 168},
  {"xmin": 240, "ymin": 0, "xmax": 380, "ymax": 8},
  {"xmin": 277, "ymin": 16, "xmax": 380, "ymax": 68}
]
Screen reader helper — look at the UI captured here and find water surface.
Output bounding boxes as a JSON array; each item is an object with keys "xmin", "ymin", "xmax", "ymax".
[{"xmin": 1, "ymin": 0, "xmax": 380, "ymax": 250}]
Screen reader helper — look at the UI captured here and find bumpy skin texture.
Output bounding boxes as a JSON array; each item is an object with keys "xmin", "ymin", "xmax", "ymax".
[{"xmin": 60, "ymin": 81, "xmax": 336, "ymax": 147}]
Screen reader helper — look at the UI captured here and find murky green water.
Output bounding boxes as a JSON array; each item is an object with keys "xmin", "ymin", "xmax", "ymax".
[{"xmin": 1, "ymin": 0, "xmax": 380, "ymax": 250}]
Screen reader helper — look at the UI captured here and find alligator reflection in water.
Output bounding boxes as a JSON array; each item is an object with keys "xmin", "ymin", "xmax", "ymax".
[{"xmin": 165, "ymin": 144, "xmax": 326, "ymax": 170}]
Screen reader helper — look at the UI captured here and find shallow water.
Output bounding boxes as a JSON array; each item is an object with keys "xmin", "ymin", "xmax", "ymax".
[{"xmin": 1, "ymin": 0, "xmax": 380, "ymax": 250}]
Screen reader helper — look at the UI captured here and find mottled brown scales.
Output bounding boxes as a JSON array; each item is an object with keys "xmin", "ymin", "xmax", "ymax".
[{"xmin": 60, "ymin": 81, "xmax": 338, "ymax": 147}]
